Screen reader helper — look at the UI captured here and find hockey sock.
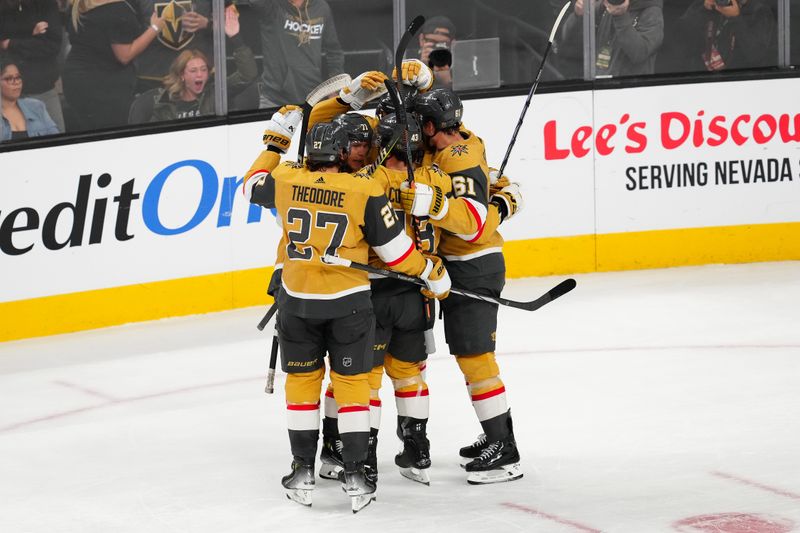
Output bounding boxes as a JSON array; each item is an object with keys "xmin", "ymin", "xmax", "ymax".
[
  {"xmin": 456, "ymin": 353, "xmax": 510, "ymax": 441},
  {"xmin": 285, "ymin": 369, "xmax": 324, "ymax": 458},
  {"xmin": 367, "ymin": 365, "xmax": 383, "ymax": 432},
  {"xmin": 323, "ymin": 384, "xmax": 338, "ymax": 439},
  {"xmin": 385, "ymin": 354, "xmax": 429, "ymax": 421},
  {"xmin": 331, "ymin": 370, "xmax": 371, "ymax": 464}
]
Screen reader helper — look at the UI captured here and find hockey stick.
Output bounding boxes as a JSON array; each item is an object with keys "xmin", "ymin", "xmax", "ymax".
[
  {"xmin": 256, "ymin": 301, "xmax": 278, "ymax": 331},
  {"xmin": 394, "ymin": 15, "xmax": 425, "ymax": 102},
  {"xmin": 384, "ymin": 79, "xmax": 438, "ymax": 352},
  {"xmin": 265, "ymin": 319, "xmax": 279, "ymax": 394},
  {"xmin": 323, "ymin": 255, "xmax": 576, "ymax": 312},
  {"xmin": 296, "ymin": 73, "xmax": 353, "ymax": 163},
  {"xmin": 359, "ymin": 121, "xmax": 405, "ymax": 175},
  {"xmin": 255, "ymin": 301, "xmax": 279, "ymax": 394},
  {"xmin": 496, "ymin": 1, "xmax": 570, "ymax": 177}
]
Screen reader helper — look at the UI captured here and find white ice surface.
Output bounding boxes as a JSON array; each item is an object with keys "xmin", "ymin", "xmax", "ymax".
[{"xmin": 1, "ymin": 262, "xmax": 799, "ymax": 533}]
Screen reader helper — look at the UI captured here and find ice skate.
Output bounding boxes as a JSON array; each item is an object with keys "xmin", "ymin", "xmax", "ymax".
[
  {"xmin": 464, "ymin": 434, "xmax": 522, "ymax": 485},
  {"xmin": 281, "ymin": 458, "xmax": 315, "ymax": 506},
  {"xmin": 319, "ymin": 436, "xmax": 344, "ymax": 480},
  {"xmin": 341, "ymin": 462, "xmax": 377, "ymax": 513},
  {"xmin": 458, "ymin": 433, "xmax": 487, "ymax": 468},
  {"xmin": 395, "ymin": 418, "xmax": 431, "ymax": 485}
]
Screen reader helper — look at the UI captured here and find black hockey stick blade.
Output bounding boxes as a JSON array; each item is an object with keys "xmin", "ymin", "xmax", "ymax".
[
  {"xmin": 323, "ymin": 255, "xmax": 576, "ymax": 312},
  {"xmin": 514, "ymin": 278, "xmax": 576, "ymax": 311},
  {"xmin": 256, "ymin": 302, "xmax": 278, "ymax": 331}
]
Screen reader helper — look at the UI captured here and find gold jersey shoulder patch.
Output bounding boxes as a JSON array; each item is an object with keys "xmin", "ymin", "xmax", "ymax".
[{"xmin": 450, "ymin": 144, "xmax": 469, "ymax": 157}]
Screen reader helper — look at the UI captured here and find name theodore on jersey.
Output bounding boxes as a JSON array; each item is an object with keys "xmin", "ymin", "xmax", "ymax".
[{"xmin": 291, "ymin": 184, "xmax": 346, "ymax": 207}]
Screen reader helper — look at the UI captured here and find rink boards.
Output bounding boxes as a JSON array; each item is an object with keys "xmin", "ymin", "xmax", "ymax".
[{"xmin": 2, "ymin": 78, "xmax": 799, "ymax": 341}]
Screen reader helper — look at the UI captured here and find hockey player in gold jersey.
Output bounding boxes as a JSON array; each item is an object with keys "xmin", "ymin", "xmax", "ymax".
[
  {"xmin": 355, "ymin": 114, "xmax": 451, "ymax": 486},
  {"xmin": 401, "ymin": 87, "xmax": 525, "ymax": 485},
  {"xmin": 244, "ymin": 119, "xmax": 451, "ymax": 512},
  {"xmin": 317, "ymin": 108, "xmax": 494, "ymax": 485}
]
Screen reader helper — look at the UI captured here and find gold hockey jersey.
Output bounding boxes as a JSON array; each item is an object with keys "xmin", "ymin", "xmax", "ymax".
[
  {"xmin": 248, "ymin": 160, "xmax": 429, "ymax": 318},
  {"xmin": 423, "ymin": 129, "xmax": 505, "ymax": 278}
]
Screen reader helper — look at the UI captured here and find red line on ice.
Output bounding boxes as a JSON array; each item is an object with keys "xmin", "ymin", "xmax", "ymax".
[
  {"xmin": 502, "ymin": 502, "xmax": 602, "ymax": 533},
  {"xmin": 711, "ymin": 471, "xmax": 800, "ymax": 502},
  {"xmin": 0, "ymin": 376, "xmax": 262, "ymax": 433},
  {"xmin": 53, "ymin": 380, "xmax": 118, "ymax": 401}
]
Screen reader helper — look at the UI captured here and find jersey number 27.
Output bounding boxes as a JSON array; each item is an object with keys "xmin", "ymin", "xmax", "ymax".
[{"xmin": 286, "ymin": 207, "xmax": 349, "ymax": 260}]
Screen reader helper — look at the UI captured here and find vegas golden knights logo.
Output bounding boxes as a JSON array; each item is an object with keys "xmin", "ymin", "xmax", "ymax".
[{"xmin": 155, "ymin": 1, "xmax": 195, "ymax": 51}]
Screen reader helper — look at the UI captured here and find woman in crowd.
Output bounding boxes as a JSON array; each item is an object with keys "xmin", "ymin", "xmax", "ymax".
[
  {"xmin": 150, "ymin": 5, "xmax": 256, "ymax": 121},
  {"xmin": 1, "ymin": 57, "xmax": 59, "ymax": 140},
  {"xmin": 62, "ymin": 0, "xmax": 164, "ymax": 131},
  {"xmin": 0, "ymin": 0, "xmax": 65, "ymax": 132}
]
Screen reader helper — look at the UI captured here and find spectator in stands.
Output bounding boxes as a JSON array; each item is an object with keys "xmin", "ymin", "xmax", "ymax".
[
  {"xmin": 1, "ymin": 57, "xmax": 59, "ymax": 140},
  {"xmin": 149, "ymin": 5, "xmax": 256, "ymax": 121},
  {"xmin": 558, "ymin": 0, "xmax": 664, "ymax": 77},
  {"xmin": 62, "ymin": 0, "xmax": 165, "ymax": 132},
  {"xmin": 0, "ymin": 0, "xmax": 65, "ymax": 132},
  {"xmin": 252, "ymin": 0, "xmax": 344, "ymax": 108},
  {"xmin": 676, "ymin": 0, "xmax": 776, "ymax": 72},
  {"xmin": 416, "ymin": 16, "xmax": 455, "ymax": 89},
  {"xmin": 132, "ymin": 0, "xmax": 213, "ymax": 93}
]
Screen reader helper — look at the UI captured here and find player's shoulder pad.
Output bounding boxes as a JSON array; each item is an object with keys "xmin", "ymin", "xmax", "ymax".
[
  {"xmin": 414, "ymin": 163, "xmax": 451, "ymax": 190},
  {"xmin": 438, "ymin": 138, "xmax": 484, "ymax": 169},
  {"xmin": 353, "ymin": 169, "xmax": 373, "ymax": 181}
]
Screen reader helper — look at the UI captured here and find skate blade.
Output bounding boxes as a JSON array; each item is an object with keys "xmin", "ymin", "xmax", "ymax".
[
  {"xmin": 319, "ymin": 463, "xmax": 343, "ymax": 480},
  {"xmin": 350, "ymin": 493, "xmax": 377, "ymax": 514},
  {"xmin": 399, "ymin": 466, "xmax": 430, "ymax": 485},
  {"xmin": 285, "ymin": 488, "xmax": 313, "ymax": 506},
  {"xmin": 466, "ymin": 463, "xmax": 523, "ymax": 485}
]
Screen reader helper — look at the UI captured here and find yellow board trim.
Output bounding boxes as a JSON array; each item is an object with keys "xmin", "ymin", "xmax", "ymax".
[
  {"xmin": 2, "ymin": 221, "xmax": 799, "ymax": 342},
  {"xmin": 0, "ymin": 267, "xmax": 275, "ymax": 343}
]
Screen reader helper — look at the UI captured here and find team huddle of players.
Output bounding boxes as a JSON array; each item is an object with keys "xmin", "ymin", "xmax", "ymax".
[{"xmin": 243, "ymin": 59, "xmax": 525, "ymax": 513}]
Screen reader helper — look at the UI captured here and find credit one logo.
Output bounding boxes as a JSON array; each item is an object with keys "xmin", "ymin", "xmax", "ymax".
[{"xmin": 0, "ymin": 159, "xmax": 262, "ymax": 256}]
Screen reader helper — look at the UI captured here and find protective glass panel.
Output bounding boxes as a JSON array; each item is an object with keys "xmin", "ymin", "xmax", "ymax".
[
  {"xmin": 404, "ymin": 0, "xmax": 582, "ymax": 93},
  {"xmin": 236, "ymin": 0, "xmax": 391, "ymax": 111},
  {"xmin": 791, "ymin": 0, "xmax": 800, "ymax": 64},
  {"xmin": 655, "ymin": 0, "xmax": 779, "ymax": 75}
]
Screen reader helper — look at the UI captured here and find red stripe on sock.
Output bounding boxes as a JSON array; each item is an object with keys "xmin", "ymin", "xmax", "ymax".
[
  {"xmin": 286, "ymin": 402, "xmax": 320, "ymax": 411},
  {"xmin": 369, "ymin": 399, "xmax": 382, "ymax": 407},
  {"xmin": 395, "ymin": 389, "xmax": 430, "ymax": 398},
  {"xmin": 325, "ymin": 389, "xmax": 335, "ymax": 398},
  {"xmin": 338, "ymin": 405, "xmax": 369, "ymax": 414},
  {"xmin": 471, "ymin": 386, "xmax": 506, "ymax": 402}
]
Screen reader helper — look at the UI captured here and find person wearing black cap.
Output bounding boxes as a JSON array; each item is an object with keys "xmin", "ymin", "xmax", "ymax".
[{"xmin": 417, "ymin": 15, "xmax": 455, "ymax": 89}]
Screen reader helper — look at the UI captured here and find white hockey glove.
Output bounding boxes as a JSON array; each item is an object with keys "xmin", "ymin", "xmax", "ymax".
[
  {"xmin": 262, "ymin": 105, "xmax": 303, "ymax": 153},
  {"xmin": 419, "ymin": 255, "xmax": 451, "ymax": 300},
  {"xmin": 339, "ymin": 71, "xmax": 388, "ymax": 110},
  {"xmin": 392, "ymin": 59, "xmax": 434, "ymax": 91},
  {"xmin": 490, "ymin": 182, "xmax": 524, "ymax": 223},
  {"xmin": 488, "ymin": 167, "xmax": 511, "ymax": 195},
  {"xmin": 399, "ymin": 181, "xmax": 449, "ymax": 220}
]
